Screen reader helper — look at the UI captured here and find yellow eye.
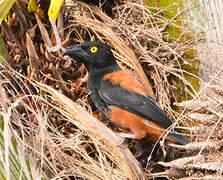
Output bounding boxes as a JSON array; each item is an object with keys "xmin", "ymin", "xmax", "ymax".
[{"xmin": 90, "ymin": 46, "xmax": 98, "ymax": 53}]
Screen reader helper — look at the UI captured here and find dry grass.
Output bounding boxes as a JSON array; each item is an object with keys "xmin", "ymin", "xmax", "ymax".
[
  {"xmin": 0, "ymin": 0, "xmax": 223, "ymax": 179},
  {"xmin": 1, "ymin": 68, "xmax": 144, "ymax": 179}
]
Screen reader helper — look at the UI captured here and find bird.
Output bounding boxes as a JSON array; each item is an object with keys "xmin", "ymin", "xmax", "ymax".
[{"xmin": 62, "ymin": 41, "xmax": 190, "ymax": 145}]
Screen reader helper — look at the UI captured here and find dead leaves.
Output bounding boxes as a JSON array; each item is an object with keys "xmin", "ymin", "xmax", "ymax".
[
  {"xmin": 170, "ymin": 82, "xmax": 223, "ymax": 178},
  {"xmin": 2, "ymin": 0, "xmax": 223, "ymax": 179}
]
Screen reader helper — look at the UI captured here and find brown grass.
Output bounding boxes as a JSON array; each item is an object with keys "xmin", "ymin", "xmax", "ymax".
[{"xmin": 1, "ymin": 0, "xmax": 223, "ymax": 179}]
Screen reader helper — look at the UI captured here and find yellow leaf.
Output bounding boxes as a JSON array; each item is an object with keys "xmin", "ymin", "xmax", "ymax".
[
  {"xmin": 28, "ymin": 0, "xmax": 37, "ymax": 13},
  {"xmin": 48, "ymin": 0, "xmax": 64, "ymax": 22},
  {"xmin": 0, "ymin": 0, "xmax": 16, "ymax": 24}
]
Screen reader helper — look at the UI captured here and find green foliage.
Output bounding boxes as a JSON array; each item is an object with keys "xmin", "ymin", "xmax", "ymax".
[
  {"xmin": 0, "ymin": 34, "xmax": 7, "ymax": 65},
  {"xmin": 176, "ymin": 54, "xmax": 200, "ymax": 102},
  {"xmin": 48, "ymin": 0, "xmax": 64, "ymax": 22},
  {"xmin": 0, "ymin": 0, "xmax": 64, "ymax": 25},
  {"xmin": 144, "ymin": 0, "xmax": 200, "ymax": 101},
  {"xmin": 28, "ymin": 0, "xmax": 38, "ymax": 13},
  {"xmin": 0, "ymin": 116, "xmax": 31, "ymax": 180},
  {"xmin": 0, "ymin": 0, "xmax": 16, "ymax": 24},
  {"xmin": 143, "ymin": 0, "xmax": 194, "ymax": 42}
]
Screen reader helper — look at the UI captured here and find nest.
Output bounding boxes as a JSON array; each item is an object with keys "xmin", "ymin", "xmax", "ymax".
[{"xmin": 0, "ymin": 0, "xmax": 223, "ymax": 179}]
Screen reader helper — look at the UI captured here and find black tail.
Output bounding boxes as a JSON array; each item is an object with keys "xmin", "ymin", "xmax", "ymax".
[{"xmin": 167, "ymin": 131, "xmax": 190, "ymax": 145}]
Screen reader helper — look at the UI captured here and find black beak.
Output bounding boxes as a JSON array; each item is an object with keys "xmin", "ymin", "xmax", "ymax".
[
  {"xmin": 62, "ymin": 45, "xmax": 89, "ymax": 62},
  {"xmin": 62, "ymin": 45, "xmax": 82, "ymax": 56}
]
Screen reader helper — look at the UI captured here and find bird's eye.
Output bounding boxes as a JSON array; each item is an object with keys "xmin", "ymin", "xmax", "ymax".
[{"xmin": 90, "ymin": 46, "xmax": 98, "ymax": 53}]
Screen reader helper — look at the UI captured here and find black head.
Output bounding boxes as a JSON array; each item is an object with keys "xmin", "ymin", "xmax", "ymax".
[{"xmin": 62, "ymin": 41, "xmax": 117, "ymax": 72}]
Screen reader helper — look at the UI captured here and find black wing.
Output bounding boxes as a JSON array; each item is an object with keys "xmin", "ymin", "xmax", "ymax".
[{"xmin": 99, "ymin": 79, "xmax": 173, "ymax": 129}]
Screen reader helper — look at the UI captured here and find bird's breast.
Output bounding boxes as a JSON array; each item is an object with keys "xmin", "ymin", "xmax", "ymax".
[{"xmin": 87, "ymin": 74, "xmax": 108, "ymax": 116}]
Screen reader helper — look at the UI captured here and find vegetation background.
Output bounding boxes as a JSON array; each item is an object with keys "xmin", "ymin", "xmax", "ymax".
[{"xmin": 0, "ymin": 0, "xmax": 223, "ymax": 179}]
